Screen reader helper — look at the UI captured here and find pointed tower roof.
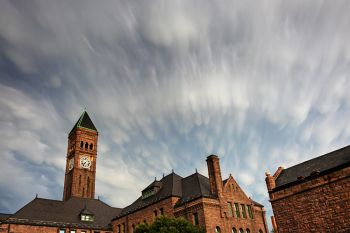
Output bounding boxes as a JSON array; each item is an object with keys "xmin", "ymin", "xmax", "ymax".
[{"xmin": 70, "ymin": 111, "xmax": 97, "ymax": 135}]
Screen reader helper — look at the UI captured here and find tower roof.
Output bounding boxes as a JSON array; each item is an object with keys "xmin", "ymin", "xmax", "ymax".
[{"xmin": 70, "ymin": 111, "xmax": 97, "ymax": 135}]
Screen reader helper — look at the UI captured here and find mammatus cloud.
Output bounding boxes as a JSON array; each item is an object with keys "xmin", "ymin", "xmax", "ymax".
[{"xmin": 0, "ymin": 1, "xmax": 350, "ymax": 228}]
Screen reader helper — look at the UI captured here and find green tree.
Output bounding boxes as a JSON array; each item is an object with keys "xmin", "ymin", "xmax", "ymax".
[{"xmin": 134, "ymin": 216, "xmax": 204, "ymax": 233}]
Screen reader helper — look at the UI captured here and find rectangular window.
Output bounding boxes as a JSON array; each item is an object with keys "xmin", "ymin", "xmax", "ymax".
[
  {"xmin": 247, "ymin": 205, "xmax": 253, "ymax": 219},
  {"xmin": 241, "ymin": 204, "xmax": 247, "ymax": 218},
  {"xmin": 227, "ymin": 202, "xmax": 233, "ymax": 217},
  {"xmin": 154, "ymin": 210, "xmax": 158, "ymax": 218},
  {"xmin": 234, "ymin": 203, "xmax": 240, "ymax": 218},
  {"xmin": 81, "ymin": 231, "xmax": 86, "ymax": 233},
  {"xmin": 123, "ymin": 223, "xmax": 126, "ymax": 233},
  {"xmin": 118, "ymin": 224, "xmax": 121, "ymax": 233},
  {"xmin": 59, "ymin": 230, "xmax": 65, "ymax": 233},
  {"xmin": 160, "ymin": 208, "xmax": 164, "ymax": 215},
  {"xmin": 193, "ymin": 212, "xmax": 199, "ymax": 226},
  {"xmin": 70, "ymin": 230, "xmax": 76, "ymax": 233}
]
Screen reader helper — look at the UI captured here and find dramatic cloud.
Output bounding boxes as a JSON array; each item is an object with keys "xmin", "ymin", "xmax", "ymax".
[{"xmin": 1, "ymin": 0, "xmax": 350, "ymax": 226}]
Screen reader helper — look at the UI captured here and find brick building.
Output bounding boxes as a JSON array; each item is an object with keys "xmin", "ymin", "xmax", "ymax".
[
  {"xmin": 0, "ymin": 111, "xmax": 269, "ymax": 233},
  {"xmin": 265, "ymin": 145, "xmax": 350, "ymax": 233},
  {"xmin": 112, "ymin": 155, "xmax": 269, "ymax": 233}
]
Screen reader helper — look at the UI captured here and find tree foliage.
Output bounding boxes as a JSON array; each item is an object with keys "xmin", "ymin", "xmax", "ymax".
[{"xmin": 134, "ymin": 216, "xmax": 204, "ymax": 233}]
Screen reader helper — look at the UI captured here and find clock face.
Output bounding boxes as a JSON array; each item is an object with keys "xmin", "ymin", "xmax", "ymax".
[
  {"xmin": 80, "ymin": 155, "xmax": 91, "ymax": 169},
  {"xmin": 68, "ymin": 158, "xmax": 74, "ymax": 171}
]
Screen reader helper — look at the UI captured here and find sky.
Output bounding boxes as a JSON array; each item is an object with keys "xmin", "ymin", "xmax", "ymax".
[{"xmin": 1, "ymin": 0, "xmax": 350, "ymax": 225}]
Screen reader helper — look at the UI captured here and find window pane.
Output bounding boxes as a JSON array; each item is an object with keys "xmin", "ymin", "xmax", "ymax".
[
  {"xmin": 227, "ymin": 202, "xmax": 233, "ymax": 217},
  {"xmin": 234, "ymin": 203, "xmax": 240, "ymax": 218},
  {"xmin": 241, "ymin": 204, "xmax": 247, "ymax": 218},
  {"xmin": 247, "ymin": 205, "xmax": 253, "ymax": 219},
  {"xmin": 59, "ymin": 230, "xmax": 65, "ymax": 233}
]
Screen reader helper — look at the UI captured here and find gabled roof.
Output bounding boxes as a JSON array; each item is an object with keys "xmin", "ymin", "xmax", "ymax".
[
  {"xmin": 5, "ymin": 197, "xmax": 121, "ymax": 230},
  {"xmin": 69, "ymin": 111, "xmax": 97, "ymax": 135},
  {"xmin": 275, "ymin": 145, "xmax": 350, "ymax": 188}
]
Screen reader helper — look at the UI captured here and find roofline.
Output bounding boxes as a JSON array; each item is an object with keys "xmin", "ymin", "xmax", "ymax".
[
  {"xmin": 280, "ymin": 145, "xmax": 350, "ymax": 173},
  {"xmin": 272, "ymin": 161, "xmax": 350, "ymax": 192}
]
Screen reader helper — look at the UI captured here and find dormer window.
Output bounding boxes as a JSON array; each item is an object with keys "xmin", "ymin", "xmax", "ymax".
[
  {"xmin": 81, "ymin": 214, "xmax": 94, "ymax": 222},
  {"xmin": 80, "ymin": 206, "xmax": 94, "ymax": 222},
  {"xmin": 141, "ymin": 180, "xmax": 162, "ymax": 200},
  {"xmin": 142, "ymin": 188, "xmax": 156, "ymax": 199}
]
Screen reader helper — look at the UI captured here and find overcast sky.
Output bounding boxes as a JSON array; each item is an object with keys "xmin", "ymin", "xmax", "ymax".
[{"xmin": 1, "ymin": 0, "xmax": 350, "ymax": 224}]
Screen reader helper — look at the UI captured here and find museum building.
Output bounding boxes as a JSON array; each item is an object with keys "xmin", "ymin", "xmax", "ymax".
[{"xmin": 0, "ymin": 112, "xmax": 268, "ymax": 233}]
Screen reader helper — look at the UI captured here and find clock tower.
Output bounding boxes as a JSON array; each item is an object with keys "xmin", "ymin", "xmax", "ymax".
[{"xmin": 63, "ymin": 111, "xmax": 98, "ymax": 201}]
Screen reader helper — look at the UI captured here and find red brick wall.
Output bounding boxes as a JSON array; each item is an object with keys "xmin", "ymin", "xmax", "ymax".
[{"xmin": 270, "ymin": 167, "xmax": 350, "ymax": 233}]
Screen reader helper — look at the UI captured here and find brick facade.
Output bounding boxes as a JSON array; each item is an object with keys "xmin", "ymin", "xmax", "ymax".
[
  {"xmin": 266, "ymin": 164, "xmax": 350, "ymax": 232},
  {"xmin": 63, "ymin": 127, "xmax": 98, "ymax": 201}
]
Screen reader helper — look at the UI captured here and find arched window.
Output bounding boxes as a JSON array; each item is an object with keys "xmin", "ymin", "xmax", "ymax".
[
  {"xmin": 85, "ymin": 142, "xmax": 88, "ymax": 149},
  {"xmin": 215, "ymin": 226, "xmax": 221, "ymax": 233},
  {"xmin": 232, "ymin": 228, "xmax": 237, "ymax": 233},
  {"xmin": 259, "ymin": 230, "xmax": 263, "ymax": 233},
  {"xmin": 89, "ymin": 143, "xmax": 93, "ymax": 150},
  {"xmin": 239, "ymin": 229, "xmax": 244, "ymax": 233},
  {"xmin": 80, "ymin": 141, "xmax": 84, "ymax": 148},
  {"xmin": 246, "ymin": 229, "xmax": 250, "ymax": 233}
]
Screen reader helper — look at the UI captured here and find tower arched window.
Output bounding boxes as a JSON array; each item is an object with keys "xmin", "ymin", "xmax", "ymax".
[
  {"xmin": 232, "ymin": 228, "xmax": 237, "ymax": 233},
  {"xmin": 259, "ymin": 230, "xmax": 263, "ymax": 233},
  {"xmin": 89, "ymin": 143, "xmax": 93, "ymax": 150},
  {"xmin": 215, "ymin": 226, "xmax": 221, "ymax": 233},
  {"xmin": 246, "ymin": 229, "xmax": 250, "ymax": 233},
  {"xmin": 239, "ymin": 229, "xmax": 244, "ymax": 233},
  {"xmin": 80, "ymin": 141, "xmax": 84, "ymax": 148},
  {"xmin": 85, "ymin": 142, "xmax": 88, "ymax": 149}
]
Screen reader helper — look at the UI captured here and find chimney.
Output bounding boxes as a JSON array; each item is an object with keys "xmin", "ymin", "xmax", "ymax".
[
  {"xmin": 206, "ymin": 155, "xmax": 223, "ymax": 198},
  {"xmin": 265, "ymin": 171, "xmax": 276, "ymax": 192}
]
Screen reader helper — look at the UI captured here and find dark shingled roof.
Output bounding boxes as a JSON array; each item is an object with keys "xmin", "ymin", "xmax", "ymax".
[
  {"xmin": 175, "ymin": 172, "xmax": 212, "ymax": 207},
  {"xmin": 118, "ymin": 172, "xmax": 183, "ymax": 217},
  {"xmin": 5, "ymin": 197, "xmax": 121, "ymax": 230},
  {"xmin": 70, "ymin": 111, "xmax": 97, "ymax": 135},
  {"xmin": 275, "ymin": 145, "xmax": 350, "ymax": 188},
  {"xmin": 0, "ymin": 213, "xmax": 11, "ymax": 223}
]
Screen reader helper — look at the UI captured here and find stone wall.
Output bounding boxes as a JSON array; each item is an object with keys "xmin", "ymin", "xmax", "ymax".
[{"xmin": 270, "ymin": 166, "xmax": 350, "ymax": 232}]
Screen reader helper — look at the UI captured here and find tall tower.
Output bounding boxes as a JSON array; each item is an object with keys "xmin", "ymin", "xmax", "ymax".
[{"xmin": 63, "ymin": 111, "xmax": 98, "ymax": 201}]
